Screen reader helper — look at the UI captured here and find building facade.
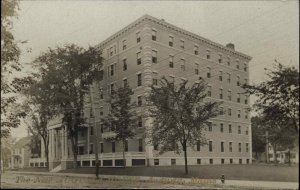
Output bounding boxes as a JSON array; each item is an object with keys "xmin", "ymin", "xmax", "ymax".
[
  {"xmin": 47, "ymin": 15, "xmax": 252, "ymax": 170},
  {"xmin": 10, "ymin": 136, "xmax": 31, "ymax": 169}
]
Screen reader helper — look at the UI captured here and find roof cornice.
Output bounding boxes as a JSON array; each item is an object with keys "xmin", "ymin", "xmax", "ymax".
[{"xmin": 96, "ymin": 14, "xmax": 252, "ymax": 61}]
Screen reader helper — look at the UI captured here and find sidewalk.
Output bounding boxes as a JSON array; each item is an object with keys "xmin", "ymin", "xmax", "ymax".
[{"xmin": 7, "ymin": 170, "xmax": 299, "ymax": 189}]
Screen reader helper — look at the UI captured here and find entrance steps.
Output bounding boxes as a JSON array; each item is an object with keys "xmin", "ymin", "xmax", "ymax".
[{"xmin": 50, "ymin": 164, "xmax": 61, "ymax": 173}]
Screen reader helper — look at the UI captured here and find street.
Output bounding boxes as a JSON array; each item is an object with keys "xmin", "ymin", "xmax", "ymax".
[{"xmin": 0, "ymin": 172, "xmax": 221, "ymax": 189}]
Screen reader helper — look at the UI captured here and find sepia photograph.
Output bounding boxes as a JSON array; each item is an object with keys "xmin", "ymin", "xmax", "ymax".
[{"xmin": 1, "ymin": 0, "xmax": 299, "ymax": 189}]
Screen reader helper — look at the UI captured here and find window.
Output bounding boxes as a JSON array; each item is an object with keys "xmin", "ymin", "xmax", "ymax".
[
  {"xmin": 245, "ymin": 111, "xmax": 249, "ymax": 119},
  {"xmin": 219, "ymin": 71, "xmax": 223, "ymax": 81},
  {"xmin": 100, "ymin": 124, "xmax": 104, "ymax": 133},
  {"xmin": 207, "ymin": 86, "xmax": 211, "ymax": 97},
  {"xmin": 236, "ymin": 61, "xmax": 240, "ymax": 69},
  {"xmin": 220, "ymin": 123, "xmax": 224, "ymax": 133},
  {"xmin": 227, "ymin": 73, "xmax": 231, "ymax": 83},
  {"xmin": 154, "ymin": 159, "xmax": 159, "ymax": 166},
  {"xmin": 221, "ymin": 159, "xmax": 225, "ymax": 164},
  {"xmin": 219, "ymin": 88, "xmax": 223, "ymax": 99},
  {"xmin": 114, "ymin": 45, "xmax": 116, "ymax": 54},
  {"xmin": 180, "ymin": 59, "xmax": 185, "ymax": 71},
  {"xmin": 247, "ymin": 159, "xmax": 249, "ymax": 164},
  {"xmin": 238, "ymin": 110, "xmax": 241, "ymax": 118},
  {"xmin": 125, "ymin": 140, "xmax": 128, "ymax": 152},
  {"xmin": 110, "ymin": 83, "xmax": 114, "ymax": 96},
  {"xmin": 122, "ymin": 40, "xmax": 126, "ymax": 50},
  {"xmin": 238, "ymin": 143, "xmax": 242, "ymax": 152},
  {"xmin": 152, "ymin": 50, "xmax": 157, "ymax": 63},
  {"xmin": 153, "ymin": 78, "xmax": 158, "ymax": 85},
  {"xmin": 138, "ymin": 139, "xmax": 143, "ymax": 152},
  {"xmin": 237, "ymin": 93, "xmax": 241, "ymax": 103},
  {"xmin": 123, "ymin": 78, "xmax": 127, "ymax": 87},
  {"xmin": 138, "ymin": 96, "xmax": 142, "ymax": 106},
  {"xmin": 180, "ymin": 40, "xmax": 184, "ymax": 50},
  {"xmin": 219, "ymin": 107, "xmax": 224, "ymax": 115},
  {"xmin": 218, "ymin": 54, "xmax": 222, "ymax": 63},
  {"xmin": 246, "ymin": 143, "xmax": 249, "ymax": 152},
  {"xmin": 229, "ymin": 124, "xmax": 232, "ymax": 133},
  {"xmin": 245, "ymin": 95, "xmax": 248, "ymax": 104},
  {"xmin": 110, "ymin": 47, "xmax": 113, "ymax": 56},
  {"xmin": 169, "ymin": 55, "xmax": 174, "ymax": 68},
  {"xmin": 138, "ymin": 116, "xmax": 143, "ymax": 128},
  {"xmin": 244, "ymin": 78, "xmax": 248, "ymax": 86},
  {"xmin": 244, "ymin": 63, "xmax": 247, "ymax": 72},
  {"xmin": 137, "ymin": 52, "xmax": 141, "ymax": 65},
  {"xmin": 197, "ymin": 159, "xmax": 201, "ymax": 165},
  {"xmin": 137, "ymin": 73, "xmax": 142, "ymax": 86},
  {"xmin": 228, "ymin": 108, "xmax": 232, "ymax": 116},
  {"xmin": 99, "ymin": 88, "xmax": 103, "ymax": 99},
  {"xmin": 209, "ymin": 141, "xmax": 213, "ymax": 152},
  {"xmin": 112, "ymin": 142, "xmax": 115, "ymax": 153},
  {"xmin": 230, "ymin": 158, "xmax": 233, "ymax": 164},
  {"xmin": 110, "ymin": 64, "xmax": 114, "ymax": 76},
  {"xmin": 90, "ymin": 144, "xmax": 93, "ymax": 154},
  {"xmin": 152, "ymin": 30, "xmax": 156, "ymax": 41},
  {"xmin": 246, "ymin": 129, "xmax": 248, "ymax": 135},
  {"xmin": 169, "ymin": 36, "xmax": 174, "ymax": 47},
  {"xmin": 228, "ymin": 90, "xmax": 232, "ymax": 101},
  {"xmin": 90, "ymin": 127, "xmax": 94, "ymax": 136},
  {"xmin": 194, "ymin": 45, "xmax": 199, "ymax": 55},
  {"xmin": 237, "ymin": 76, "xmax": 240, "ymax": 86},
  {"xmin": 227, "ymin": 56, "xmax": 230, "ymax": 66},
  {"xmin": 81, "ymin": 129, "xmax": 84, "ymax": 137},
  {"xmin": 197, "ymin": 140, "xmax": 201, "ymax": 151},
  {"xmin": 154, "ymin": 142, "xmax": 158, "ymax": 151},
  {"xmin": 208, "ymin": 122, "xmax": 212, "ymax": 132},
  {"xmin": 107, "ymin": 49, "xmax": 109, "ymax": 58},
  {"xmin": 238, "ymin": 126, "xmax": 241, "ymax": 134},
  {"xmin": 123, "ymin": 59, "xmax": 127, "ymax": 71},
  {"xmin": 206, "ymin": 50, "xmax": 210, "ymax": 59},
  {"xmin": 229, "ymin": 142, "xmax": 232, "ymax": 152},
  {"xmin": 99, "ymin": 70, "xmax": 104, "ymax": 81},
  {"xmin": 195, "ymin": 63, "xmax": 199, "ymax": 75},
  {"xmin": 170, "ymin": 159, "xmax": 176, "ymax": 165},
  {"xmin": 207, "ymin": 67, "xmax": 211, "ymax": 78},
  {"xmin": 209, "ymin": 159, "xmax": 213, "ymax": 164},
  {"xmin": 221, "ymin": 142, "xmax": 224, "ymax": 152},
  {"xmin": 78, "ymin": 146, "xmax": 84, "ymax": 155},
  {"xmin": 136, "ymin": 32, "xmax": 141, "ymax": 43}
]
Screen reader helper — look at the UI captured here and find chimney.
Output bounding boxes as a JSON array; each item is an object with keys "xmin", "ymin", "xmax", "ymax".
[{"xmin": 226, "ymin": 43, "xmax": 235, "ymax": 50}]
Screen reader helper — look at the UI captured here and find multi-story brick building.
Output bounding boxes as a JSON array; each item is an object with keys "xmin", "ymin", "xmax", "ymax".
[{"xmin": 47, "ymin": 15, "xmax": 252, "ymax": 170}]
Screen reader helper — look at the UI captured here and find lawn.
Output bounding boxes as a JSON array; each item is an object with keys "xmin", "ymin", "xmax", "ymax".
[{"xmin": 60, "ymin": 164, "xmax": 299, "ymax": 182}]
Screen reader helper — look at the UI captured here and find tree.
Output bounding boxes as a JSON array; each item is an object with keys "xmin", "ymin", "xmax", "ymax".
[
  {"xmin": 244, "ymin": 61, "xmax": 299, "ymax": 134},
  {"xmin": 252, "ymin": 103, "xmax": 298, "ymax": 165},
  {"xmin": 251, "ymin": 116, "xmax": 267, "ymax": 161},
  {"xmin": 101, "ymin": 85, "xmax": 137, "ymax": 167},
  {"xmin": 147, "ymin": 77, "xmax": 221, "ymax": 174},
  {"xmin": 33, "ymin": 44, "xmax": 103, "ymax": 168},
  {"xmin": 1, "ymin": 0, "xmax": 32, "ymax": 138},
  {"xmin": 22, "ymin": 78, "xmax": 59, "ymax": 170}
]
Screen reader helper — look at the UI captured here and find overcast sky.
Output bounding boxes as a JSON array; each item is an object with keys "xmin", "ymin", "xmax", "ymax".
[{"xmin": 10, "ymin": 0, "xmax": 299, "ymax": 139}]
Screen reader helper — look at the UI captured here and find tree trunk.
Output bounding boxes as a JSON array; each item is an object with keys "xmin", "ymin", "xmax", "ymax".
[
  {"xmin": 288, "ymin": 148, "xmax": 291, "ymax": 166},
  {"xmin": 183, "ymin": 143, "xmax": 188, "ymax": 174},
  {"xmin": 43, "ymin": 135, "xmax": 49, "ymax": 170},
  {"xmin": 122, "ymin": 140, "xmax": 126, "ymax": 168},
  {"xmin": 273, "ymin": 144, "xmax": 277, "ymax": 165},
  {"xmin": 71, "ymin": 136, "xmax": 78, "ymax": 168}
]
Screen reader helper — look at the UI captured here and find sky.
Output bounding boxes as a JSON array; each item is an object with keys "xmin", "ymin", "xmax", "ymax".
[{"xmin": 9, "ymin": 0, "xmax": 299, "ymax": 139}]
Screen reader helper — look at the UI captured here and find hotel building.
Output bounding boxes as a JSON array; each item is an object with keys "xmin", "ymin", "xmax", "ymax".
[{"xmin": 47, "ymin": 15, "xmax": 252, "ymax": 170}]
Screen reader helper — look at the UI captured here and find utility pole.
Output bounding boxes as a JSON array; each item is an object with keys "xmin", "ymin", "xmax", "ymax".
[{"xmin": 89, "ymin": 83, "xmax": 99, "ymax": 176}]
